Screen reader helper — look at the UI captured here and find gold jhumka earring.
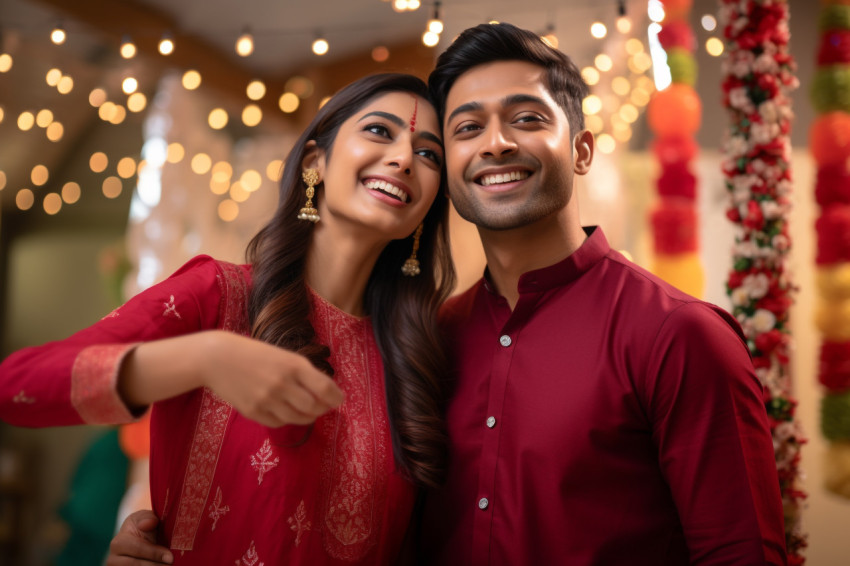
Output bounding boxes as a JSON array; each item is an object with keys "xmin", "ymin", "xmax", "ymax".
[
  {"xmin": 401, "ymin": 223, "xmax": 424, "ymax": 276},
  {"xmin": 297, "ymin": 169, "xmax": 320, "ymax": 223}
]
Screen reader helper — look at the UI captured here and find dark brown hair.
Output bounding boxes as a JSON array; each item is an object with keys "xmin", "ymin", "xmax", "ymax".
[
  {"xmin": 429, "ymin": 22, "xmax": 589, "ymax": 133},
  {"xmin": 246, "ymin": 73, "xmax": 455, "ymax": 488}
]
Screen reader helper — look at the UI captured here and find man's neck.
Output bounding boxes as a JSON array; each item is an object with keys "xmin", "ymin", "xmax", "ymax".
[{"xmin": 479, "ymin": 211, "xmax": 586, "ymax": 310}]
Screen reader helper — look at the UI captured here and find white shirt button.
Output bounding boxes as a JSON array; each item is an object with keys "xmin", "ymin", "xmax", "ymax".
[
  {"xmin": 499, "ymin": 335, "xmax": 512, "ymax": 347},
  {"xmin": 478, "ymin": 497, "xmax": 489, "ymax": 510},
  {"xmin": 486, "ymin": 416, "xmax": 496, "ymax": 428}
]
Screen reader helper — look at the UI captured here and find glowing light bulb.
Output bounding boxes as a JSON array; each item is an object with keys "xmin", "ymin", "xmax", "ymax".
[
  {"xmin": 120, "ymin": 37, "xmax": 137, "ymax": 59},
  {"xmin": 312, "ymin": 38, "xmax": 329, "ymax": 55},
  {"xmin": 159, "ymin": 35, "xmax": 174, "ymax": 55},
  {"xmin": 51, "ymin": 25, "xmax": 66, "ymax": 45},
  {"xmin": 236, "ymin": 31, "xmax": 254, "ymax": 57}
]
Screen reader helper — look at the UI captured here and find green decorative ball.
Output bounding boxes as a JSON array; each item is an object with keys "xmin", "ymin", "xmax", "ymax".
[
  {"xmin": 667, "ymin": 48, "xmax": 697, "ymax": 87},
  {"xmin": 820, "ymin": 5, "xmax": 850, "ymax": 32},
  {"xmin": 821, "ymin": 390, "xmax": 850, "ymax": 441},
  {"xmin": 811, "ymin": 65, "xmax": 850, "ymax": 114}
]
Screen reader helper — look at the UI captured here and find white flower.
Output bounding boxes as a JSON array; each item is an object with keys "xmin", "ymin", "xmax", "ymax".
[
  {"xmin": 752, "ymin": 308, "xmax": 777, "ymax": 332},
  {"xmin": 726, "ymin": 135, "xmax": 749, "ymax": 157},
  {"xmin": 729, "ymin": 87, "xmax": 753, "ymax": 111},
  {"xmin": 772, "ymin": 234, "xmax": 790, "ymax": 251},
  {"xmin": 774, "ymin": 421, "xmax": 795, "ymax": 443},
  {"xmin": 743, "ymin": 273, "xmax": 771, "ymax": 299},
  {"xmin": 750, "ymin": 122, "xmax": 779, "ymax": 145},
  {"xmin": 731, "ymin": 286, "xmax": 751, "ymax": 306},
  {"xmin": 732, "ymin": 174, "xmax": 759, "ymax": 192},
  {"xmin": 734, "ymin": 240, "xmax": 759, "ymax": 258},
  {"xmin": 761, "ymin": 200, "xmax": 783, "ymax": 220},
  {"xmin": 759, "ymin": 101, "xmax": 779, "ymax": 124},
  {"xmin": 753, "ymin": 53, "xmax": 779, "ymax": 74},
  {"xmin": 775, "ymin": 179, "xmax": 792, "ymax": 196}
]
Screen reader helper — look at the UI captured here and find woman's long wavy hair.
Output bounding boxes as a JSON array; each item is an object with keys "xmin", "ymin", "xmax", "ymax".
[{"xmin": 246, "ymin": 73, "xmax": 456, "ymax": 488}]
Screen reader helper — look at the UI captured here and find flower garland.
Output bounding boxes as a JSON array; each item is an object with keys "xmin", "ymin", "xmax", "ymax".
[
  {"xmin": 810, "ymin": 0, "xmax": 850, "ymax": 502},
  {"xmin": 718, "ymin": 0, "xmax": 806, "ymax": 562},
  {"xmin": 647, "ymin": 0, "xmax": 704, "ymax": 297}
]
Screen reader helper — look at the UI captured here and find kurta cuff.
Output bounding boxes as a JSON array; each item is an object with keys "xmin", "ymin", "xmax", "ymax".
[{"xmin": 71, "ymin": 343, "xmax": 140, "ymax": 424}]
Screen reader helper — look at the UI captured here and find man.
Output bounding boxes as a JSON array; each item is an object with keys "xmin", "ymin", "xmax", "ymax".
[
  {"xmin": 415, "ymin": 22, "xmax": 786, "ymax": 565},
  {"xmin": 109, "ymin": 22, "xmax": 787, "ymax": 566}
]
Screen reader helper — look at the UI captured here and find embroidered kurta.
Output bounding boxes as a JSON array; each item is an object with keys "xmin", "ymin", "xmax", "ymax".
[
  {"xmin": 0, "ymin": 255, "xmax": 415, "ymax": 566},
  {"xmin": 420, "ymin": 227, "xmax": 787, "ymax": 566}
]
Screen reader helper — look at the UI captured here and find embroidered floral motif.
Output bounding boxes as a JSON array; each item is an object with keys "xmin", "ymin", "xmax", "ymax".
[
  {"xmin": 287, "ymin": 500, "xmax": 312, "ymax": 547},
  {"xmin": 250, "ymin": 438, "xmax": 279, "ymax": 485},
  {"xmin": 208, "ymin": 486, "xmax": 230, "ymax": 531},
  {"xmin": 101, "ymin": 309, "xmax": 120, "ymax": 320},
  {"xmin": 167, "ymin": 261, "xmax": 248, "ymax": 552},
  {"xmin": 311, "ymin": 290, "xmax": 388, "ymax": 561},
  {"xmin": 163, "ymin": 295, "xmax": 181, "ymax": 319},
  {"xmin": 12, "ymin": 390, "xmax": 35, "ymax": 404},
  {"xmin": 235, "ymin": 541, "xmax": 264, "ymax": 566},
  {"xmin": 171, "ymin": 391, "xmax": 232, "ymax": 550}
]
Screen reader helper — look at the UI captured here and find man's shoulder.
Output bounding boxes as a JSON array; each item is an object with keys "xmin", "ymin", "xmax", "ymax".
[
  {"xmin": 439, "ymin": 280, "xmax": 484, "ymax": 327},
  {"xmin": 599, "ymin": 251, "xmax": 745, "ymax": 342}
]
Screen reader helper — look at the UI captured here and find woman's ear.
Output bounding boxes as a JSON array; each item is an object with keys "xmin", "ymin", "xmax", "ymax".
[
  {"xmin": 573, "ymin": 129, "xmax": 594, "ymax": 176},
  {"xmin": 301, "ymin": 140, "xmax": 326, "ymax": 179}
]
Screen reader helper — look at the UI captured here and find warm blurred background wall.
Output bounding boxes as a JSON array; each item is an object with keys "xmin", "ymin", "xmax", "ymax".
[{"xmin": 1, "ymin": 0, "xmax": 848, "ymax": 564}]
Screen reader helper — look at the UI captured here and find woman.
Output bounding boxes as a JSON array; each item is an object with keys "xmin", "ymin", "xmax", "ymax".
[{"xmin": 0, "ymin": 73, "xmax": 456, "ymax": 565}]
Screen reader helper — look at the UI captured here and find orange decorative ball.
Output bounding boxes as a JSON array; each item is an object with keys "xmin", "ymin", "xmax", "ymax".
[
  {"xmin": 811, "ymin": 111, "xmax": 850, "ymax": 166},
  {"xmin": 647, "ymin": 84, "xmax": 702, "ymax": 137},
  {"xmin": 660, "ymin": 0, "xmax": 693, "ymax": 21}
]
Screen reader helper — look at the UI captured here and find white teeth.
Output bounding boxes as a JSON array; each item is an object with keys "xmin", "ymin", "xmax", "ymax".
[
  {"xmin": 364, "ymin": 179, "xmax": 409, "ymax": 203},
  {"xmin": 480, "ymin": 171, "xmax": 529, "ymax": 186}
]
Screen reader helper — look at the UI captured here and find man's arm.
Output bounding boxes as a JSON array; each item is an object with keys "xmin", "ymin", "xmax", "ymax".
[
  {"xmin": 106, "ymin": 510, "xmax": 173, "ymax": 566},
  {"xmin": 646, "ymin": 302, "xmax": 787, "ymax": 565}
]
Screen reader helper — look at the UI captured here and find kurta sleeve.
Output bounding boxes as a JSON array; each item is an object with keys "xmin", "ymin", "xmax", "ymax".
[
  {"xmin": 644, "ymin": 302, "xmax": 786, "ymax": 566},
  {"xmin": 0, "ymin": 255, "xmax": 226, "ymax": 427}
]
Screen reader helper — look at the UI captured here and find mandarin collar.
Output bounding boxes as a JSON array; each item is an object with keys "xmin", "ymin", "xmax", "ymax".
[{"xmin": 482, "ymin": 226, "xmax": 610, "ymax": 296}]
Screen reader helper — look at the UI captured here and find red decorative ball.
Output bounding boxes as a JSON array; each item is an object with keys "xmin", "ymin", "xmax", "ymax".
[
  {"xmin": 658, "ymin": 20, "xmax": 696, "ymax": 52},
  {"xmin": 652, "ymin": 135, "xmax": 699, "ymax": 167},
  {"xmin": 820, "ymin": 340, "xmax": 850, "ymax": 392},
  {"xmin": 816, "ymin": 204, "xmax": 850, "ymax": 264},
  {"xmin": 647, "ymin": 84, "xmax": 702, "ymax": 137},
  {"xmin": 810, "ymin": 111, "xmax": 850, "ymax": 166},
  {"xmin": 650, "ymin": 199, "xmax": 698, "ymax": 254},
  {"xmin": 818, "ymin": 30, "xmax": 850, "ymax": 65},
  {"xmin": 816, "ymin": 162, "xmax": 850, "ymax": 207},
  {"xmin": 657, "ymin": 162, "xmax": 697, "ymax": 200}
]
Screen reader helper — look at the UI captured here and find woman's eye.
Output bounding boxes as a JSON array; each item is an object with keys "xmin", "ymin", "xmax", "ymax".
[{"xmin": 365, "ymin": 123, "xmax": 391, "ymax": 137}]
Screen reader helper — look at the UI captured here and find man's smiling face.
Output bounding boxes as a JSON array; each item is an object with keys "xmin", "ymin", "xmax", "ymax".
[{"xmin": 442, "ymin": 60, "xmax": 578, "ymax": 231}]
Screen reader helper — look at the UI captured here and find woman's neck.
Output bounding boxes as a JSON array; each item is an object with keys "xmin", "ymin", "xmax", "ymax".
[{"xmin": 304, "ymin": 221, "xmax": 387, "ymax": 317}]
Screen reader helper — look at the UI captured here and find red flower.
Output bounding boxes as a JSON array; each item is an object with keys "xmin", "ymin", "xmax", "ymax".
[
  {"xmin": 755, "ymin": 329, "xmax": 785, "ymax": 354},
  {"xmin": 743, "ymin": 200, "xmax": 764, "ymax": 230}
]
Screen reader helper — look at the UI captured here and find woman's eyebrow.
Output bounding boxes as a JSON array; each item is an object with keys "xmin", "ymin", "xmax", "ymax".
[
  {"xmin": 418, "ymin": 131, "xmax": 442, "ymax": 146},
  {"xmin": 357, "ymin": 110, "xmax": 404, "ymax": 127}
]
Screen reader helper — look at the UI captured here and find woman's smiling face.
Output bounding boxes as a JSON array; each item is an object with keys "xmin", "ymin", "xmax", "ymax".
[{"xmin": 311, "ymin": 91, "xmax": 444, "ymax": 241}]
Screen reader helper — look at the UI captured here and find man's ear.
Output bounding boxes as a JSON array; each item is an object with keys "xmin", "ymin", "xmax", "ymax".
[
  {"xmin": 573, "ymin": 129, "xmax": 594, "ymax": 176},
  {"xmin": 301, "ymin": 140, "xmax": 326, "ymax": 178}
]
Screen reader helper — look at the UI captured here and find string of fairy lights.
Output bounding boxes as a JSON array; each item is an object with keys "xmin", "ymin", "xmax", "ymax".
[{"xmin": 0, "ymin": 0, "xmax": 728, "ymax": 221}]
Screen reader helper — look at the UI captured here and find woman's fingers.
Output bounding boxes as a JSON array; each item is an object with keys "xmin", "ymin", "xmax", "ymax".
[{"xmin": 106, "ymin": 510, "xmax": 173, "ymax": 565}]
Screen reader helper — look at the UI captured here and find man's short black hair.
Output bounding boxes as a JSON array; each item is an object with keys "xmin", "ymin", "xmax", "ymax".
[{"xmin": 429, "ymin": 22, "xmax": 589, "ymax": 134}]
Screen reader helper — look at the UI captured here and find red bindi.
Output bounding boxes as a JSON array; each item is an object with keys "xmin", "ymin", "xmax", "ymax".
[{"xmin": 409, "ymin": 96, "xmax": 418, "ymax": 132}]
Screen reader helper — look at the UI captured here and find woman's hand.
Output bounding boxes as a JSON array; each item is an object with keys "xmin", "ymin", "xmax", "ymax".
[
  {"xmin": 118, "ymin": 331, "xmax": 344, "ymax": 427},
  {"xmin": 106, "ymin": 510, "xmax": 172, "ymax": 565}
]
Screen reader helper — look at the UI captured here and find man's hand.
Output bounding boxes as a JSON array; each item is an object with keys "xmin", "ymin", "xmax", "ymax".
[{"xmin": 106, "ymin": 510, "xmax": 173, "ymax": 565}]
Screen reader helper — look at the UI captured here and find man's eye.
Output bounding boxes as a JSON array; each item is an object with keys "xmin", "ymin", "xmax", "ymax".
[
  {"xmin": 516, "ymin": 114, "xmax": 542, "ymax": 123},
  {"xmin": 455, "ymin": 123, "xmax": 481, "ymax": 134},
  {"xmin": 416, "ymin": 148, "xmax": 442, "ymax": 165}
]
